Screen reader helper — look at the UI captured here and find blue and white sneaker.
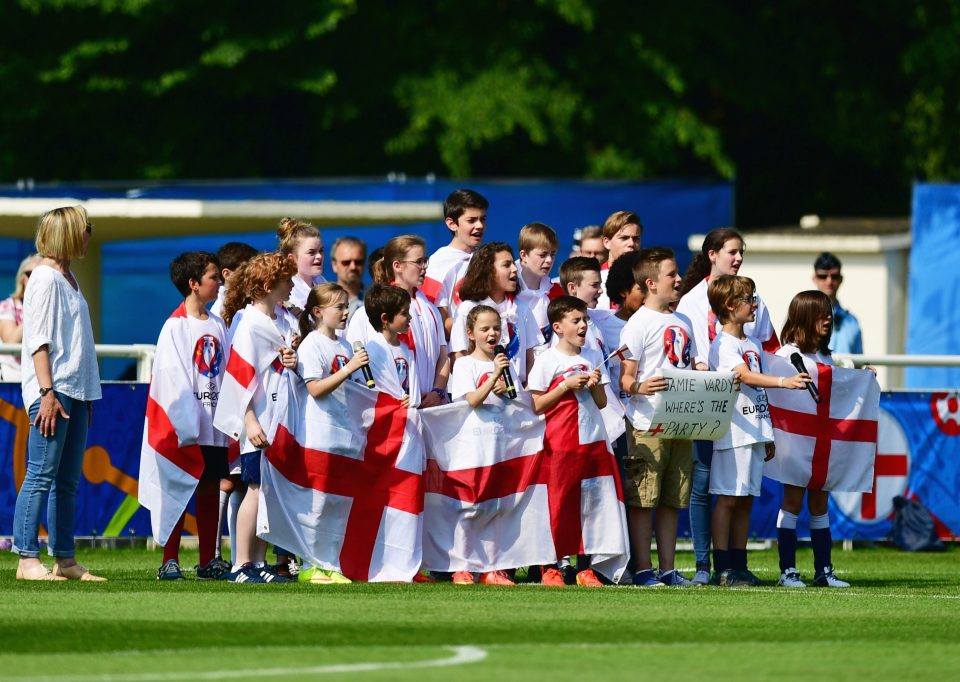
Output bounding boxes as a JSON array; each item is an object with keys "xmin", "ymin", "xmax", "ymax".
[
  {"xmin": 196, "ymin": 557, "xmax": 231, "ymax": 581},
  {"xmin": 777, "ymin": 567, "xmax": 806, "ymax": 588},
  {"xmin": 813, "ymin": 566, "xmax": 850, "ymax": 588},
  {"xmin": 228, "ymin": 563, "xmax": 267, "ymax": 584},
  {"xmin": 257, "ymin": 563, "xmax": 294, "ymax": 583},
  {"xmin": 691, "ymin": 569, "xmax": 711, "ymax": 586},
  {"xmin": 157, "ymin": 559, "xmax": 184, "ymax": 581},
  {"xmin": 659, "ymin": 569, "xmax": 693, "ymax": 587},
  {"xmin": 632, "ymin": 568, "xmax": 665, "ymax": 587}
]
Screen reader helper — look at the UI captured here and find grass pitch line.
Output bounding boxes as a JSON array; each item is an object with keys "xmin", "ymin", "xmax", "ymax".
[{"xmin": 8, "ymin": 646, "xmax": 488, "ymax": 681}]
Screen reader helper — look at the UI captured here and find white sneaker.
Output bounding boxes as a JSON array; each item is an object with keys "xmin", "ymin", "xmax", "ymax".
[
  {"xmin": 778, "ymin": 568, "xmax": 806, "ymax": 588},
  {"xmin": 691, "ymin": 569, "xmax": 711, "ymax": 585},
  {"xmin": 813, "ymin": 566, "xmax": 850, "ymax": 588}
]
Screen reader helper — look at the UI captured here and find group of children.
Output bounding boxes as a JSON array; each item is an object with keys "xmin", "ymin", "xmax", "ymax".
[{"xmin": 141, "ymin": 189, "xmax": 860, "ymax": 589}]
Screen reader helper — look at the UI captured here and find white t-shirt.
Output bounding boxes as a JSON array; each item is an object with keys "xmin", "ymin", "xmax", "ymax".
[
  {"xmin": 289, "ymin": 274, "xmax": 326, "ymax": 310},
  {"xmin": 527, "ymin": 346, "xmax": 609, "ymax": 403},
  {"xmin": 776, "ymin": 342, "xmax": 834, "ymax": 367},
  {"xmin": 596, "ymin": 264, "xmax": 612, "ymax": 310},
  {"xmin": 297, "ymin": 330, "xmax": 356, "ymax": 425},
  {"xmin": 365, "ymin": 333, "xmax": 420, "ymax": 406},
  {"xmin": 449, "ymin": 354, "xmax": 503, "ymax": 406},
  {"xmin": 423, "ymin": 245, "xmax": 471, "ymax": 311},
  {"xmin": 515, "ymin": 265, "xmax": 564, "ymax": 349},
  {"xmin": 20, "ymin": 265, "xmax": 101, "ymax": 407},
  {"xmin": 676, "ymin": 277, "xmax": 777, "ymax": 365},
  {"xmin": 709, "ymin": 331, "xmax": 773, "ymax": 449},
  {"xmin": 619, "ymin": 305, "xmax": 697, "ymax": 430},
  {"xmin": 592, "ymin": 311, "xmax": 629, "ymax": 403},
  {"xmin": 450, "ymin": 296, "xmax": 544, "ymax": 383}
]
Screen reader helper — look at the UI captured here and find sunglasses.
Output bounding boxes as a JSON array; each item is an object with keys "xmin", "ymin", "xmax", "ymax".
[
  {"xmin": 815, "ymin": 272, "xmax": 842, "ymax": 281},
  {"xmin": 337, "ymin": 259, "xmax": 364, "ymax": 266}
]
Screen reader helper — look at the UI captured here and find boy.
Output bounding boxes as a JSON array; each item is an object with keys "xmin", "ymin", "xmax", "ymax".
[
  {"xmin": 362, "ymin": 284, "xmax": 420, "ymax": 407},
  {"xmin": 556, "ymin": 256, "xmax": 606, "ymax": 354},
  {"xmin": 139, "ymin": 252, "xmax": 231, "ymax": 580},
  {"xmin": 597, "ymin": 211, "xmax": 642, "ymax": 310},
  {"xmin": 422, "ymin": 189, "xmax": 489, "ymax": 336},
  {"xmin": 515, "ymin": 222, "xmax": 563, "ymax": 348},
  {"xmin": 210, "ymin": 242, "xmax": 258, "ymax": 319},
  {"xmin": 618, "ymin": 247, "xmax": 702, "ymax": 587},
  {"xmin": 527, "ymin": 296, "xmax": 612, "ymax": 588}
]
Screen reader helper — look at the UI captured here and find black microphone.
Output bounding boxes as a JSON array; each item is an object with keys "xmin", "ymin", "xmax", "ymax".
[
  {"xmin": 352, "ymin": 341, "xmax": 376, "ymax": 389},
  {"xmin": 493, "ymin": 344, "xmax": 518, "ymax": 399},
  {"xmin": 789, "ymin": 352, "xmax": 820, "ymax": 404}
]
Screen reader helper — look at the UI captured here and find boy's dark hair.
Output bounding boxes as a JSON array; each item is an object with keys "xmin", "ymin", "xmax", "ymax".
[
  {"xmin": 364, "ymin": 284, "xmax": 412, "ymax": 332},
  {"xmin": 216, "ymin": 242, "xmax": 258, "ymax": 273},
  {"xmin": 707, "ymin": 275, "xmax": 755, "ymax": 324},
  {"xmin": 459, "ymin": 242, "xmax": 514, "ymax": 302},
  {"xmin": 367, "ymin": 247, "xmax": 385, "ymax": 279},
  {"xmin": 814, "ymin": 252, "xmax": 842, "ymax": 271},
  {"xmin": 606, "ymin": 250, "xmax": 642, "ymax": 306},
  {"xmin": 170, "ymin": 251, "xmax": 218, "ymax": 297},
  {"xmin": 634, "ymin": 247, "xmax": 676, "ymax": 294},
  {"xmin": 547, "ymin": 295, "xmax": 588, "ymax": 325},
  {"xmin": 444, "ymin": 188, "xmax": 489, "ymax": 223},
  {"xmin": 559, "ymin": 256, "xmax": 601, "ymax": 289}
]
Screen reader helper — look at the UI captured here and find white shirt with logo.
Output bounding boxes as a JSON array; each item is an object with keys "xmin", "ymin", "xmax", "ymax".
[
  {"xmin": 365, "ymin": 333, "xmax": 420, "ymax": 406},
  {"xmin": 450, "ymin": 296, "xmax": 544, "ymax": 383},
  {"xmin": 709, "ymin": 331, "xmax": 773, "ymax": 449},
  {"xmin": 449, "ymin": 355, "xmax": 502, "ymax": 407}
]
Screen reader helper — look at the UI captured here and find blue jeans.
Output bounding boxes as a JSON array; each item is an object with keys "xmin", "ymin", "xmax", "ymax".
[
  {"xmin": 689, "ymin": 441, "xmax": 713, "ymax": 569},
  {"xmin": 12, "ymin": 394, "xmax": 89, "ymax": 558}
]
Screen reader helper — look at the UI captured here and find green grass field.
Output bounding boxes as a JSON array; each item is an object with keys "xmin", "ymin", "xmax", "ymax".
[{"xmin": 2, "ymin": 546, "xmax": 958, "ymax": 681}]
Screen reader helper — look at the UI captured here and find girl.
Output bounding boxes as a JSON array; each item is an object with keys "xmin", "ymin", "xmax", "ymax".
[
  {"xmin": 216, "ymin": 252, "xmax": 299, "ymax": 584},
  {"xmin": 295, "ymin": 282, "xmax": 369, "ymax": 584},
  {"xmin": 447, "ymin": 304, "xmax": 515, "ymax": 586},
  {"xmin": 449, "ymin": 242, "xmax": 543, "ymax": 387},
  {"xmin": 347, "ymin": 235, "xmax": 448, "ymax": 408},
  {"xmin": 675, "ymin": 228, "xmax": 779, "ymax": 586},
  {"xmin": 277, "ymin": 217, "xmax": 325, "ymax": 315},
  {"xmin": 772, "ymin": 290, "xmax": 850, "ymax": 588},
  {"xmin": 706, "ymin": 276, "xmax": 809, "ymax": 587}
]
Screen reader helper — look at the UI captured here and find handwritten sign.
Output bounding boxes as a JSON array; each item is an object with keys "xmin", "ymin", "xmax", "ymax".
[{"xmin": 645, "ymin": 367, "xmax": 737, "ymax": 440}]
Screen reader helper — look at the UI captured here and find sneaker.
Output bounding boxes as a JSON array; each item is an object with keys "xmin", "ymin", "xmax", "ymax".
[
  {"xmin": 300, "ymin": 567, "xmax": 352, "ymax": 584},
  {"xmin": 632, "ymin": 568, "xmax": 665, "ymax": 587},
  {"xmin": 257, "ymin": 564, "xmax": 294, "ymax": 583},
  {"xmin": 412, "ymin": 571, "xmax": 436, "ymax": 583},
  {"xmin": 452, "ymin": 571, "xmax": 476, "ymax": 585},
  {"xmin": 195, "ymin": 558, "xmax": 231, "ymax": 581},
  {"xmin": 813, "ymin": 566, "xmax": 850, "ymax": 588},
  {"xmin": 479, "ymin": 570, "xmax": 516, "ymax": 586},
  {"xmin": 778, "ymin": 567, "xmax": 806, "ymax": 588},
  {"xmin": 659, "ymin": 569, "xmax": 693, "ymax": 587},
  {"xmin": 718, "ymin": 569, "xmax": 752, "ymax": 587},
  {"xmin": 156, "ymin": 559, "xmax": 184, "ymax": 581},
  {"xmin": 740, "ymin": 568, "xmax": 763, "ymax": 586},
  {"xmin": 575, "ymin": 569, "xmax": 604, "ymax": 587},
  {"xmin": 228, "ymin": 563, "xmax": 267, "ymax": 584},
  {"xmin": 691, "ymin": 569, "xmax": 711, "ymax": 586},
  {"xmin": 540, "ymin": 567, "xmax": 566, "ymax": 587}
]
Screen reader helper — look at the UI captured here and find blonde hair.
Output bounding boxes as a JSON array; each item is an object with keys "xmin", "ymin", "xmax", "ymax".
[
  {"xmin": 518, "ymin": 222, "xmax": 559, "ymax": 253},
  {"xmin": 35, "ymin": 206, "xmax": 88, "ymax": 260},
  {"xmin": 601, "ymin": 210, "xmax": 642, "ymax": 240},
  {"xmin": 707, "ymin": 275, "xmax": 755, "ymax": 324},
  {"xmin": 299, "ymin": 283, "xmax": 348, "ymax": 338},
  {"xmin": 277, "ymin": 217, "xmax": 321, "ymax": 257},
  {"xmin": 373, "ymin": 235, "xmax": 426, "ymax": 284},
  {"xmin": 11, "ymin": 253, "xmax": 41, "ymax": 300},
  {"xmin": 222, "ymin": 251, "xmax": 297, "ymax": 326}
]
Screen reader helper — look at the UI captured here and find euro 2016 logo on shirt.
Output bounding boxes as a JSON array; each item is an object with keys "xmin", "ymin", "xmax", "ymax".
[
  {"xmin": 562, "ymin": 363, "xmax": 589, "ymax": 379},
  {"xmin": 504, "ymin": 322, "xmax": 520, "ymax": 358},
  {"xmin": 663, "ymin": 326, "xmax": 691, "ymax": 367},
  {"xmin": 193, "ymin": 335, "xmax": 223, "ymax": 379},
  {"xmin": 742, "ymin": 349, "xmax": 762, "ymax": 373},
  {"xmin": 394, "ymin": 357, "xmax": 410, "ymax": 394},
  {"xmin": 331, "ymin": 354, "xmax": 350, "ymax": 373}
]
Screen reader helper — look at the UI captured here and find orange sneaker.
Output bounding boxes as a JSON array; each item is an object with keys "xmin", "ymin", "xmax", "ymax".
[
  {"xmin": 575, "ymin": 568, "xmax": 604, "ymax": 587},
  {"xmin": 452, "ymin": 571, "xmax": 475, "ymax": 585},
  {"xmin": 412, "ymin": 571, "xmax": 436, "ymax": 583},
  {"xmin": 540, "ymin": 567, "xmax": 566, "ymax": 587},
  {"xmin": 478, "ymin": 570, "xmax": 516, "ymax": 586}
]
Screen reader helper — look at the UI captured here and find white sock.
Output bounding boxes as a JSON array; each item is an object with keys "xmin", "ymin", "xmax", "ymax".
[
  {"xmin": 215, "ymin": 490, "xmax": 229, "ymax": 559},
  {"xmin": 227, "ymin": 488, "xmax": 245, "ymax": 563},
  {"xmin": 777, "ymin": 509, "xmax": 799, "ymax": 529},
  {"xmin": 809, "ymin": 513, "xmax": 830, "ymax": 530}
]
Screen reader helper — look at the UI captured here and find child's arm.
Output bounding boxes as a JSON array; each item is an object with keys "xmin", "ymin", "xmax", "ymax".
[
  {"xmin": 619, "ymin": 359, "xmax": 668, "ymax": 396},
  {"xmin": 279, "ymin": 346, "xmax": 298, "ymax": 370},
  {"xmin": 524, "ymin": 348, "xmax": 536, "ymax": 387},
  {"xmin": 586, "ymin": 368, "xmax": 607, "ymax": 409},
  {"xmin": 244, "ymin": 402, "xmax": 269, "ymax": 449},
  {"xmin": 733, "ymin": 363, "xmax": 810, "ymax": 389},
  {"xmin": 531, "ymin": 373, "xmax": 589, "ymax": 414},
  {"xmin": 463, "ymin": 353, "xmax": 509, "ymax": 408},
  {"xmin": 305, "ymin": 349, "xmax": 369, "ymax": 399}
]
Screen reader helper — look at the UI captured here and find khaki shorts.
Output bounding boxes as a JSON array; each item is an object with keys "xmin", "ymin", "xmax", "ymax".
[{"xmin": 624, "ymin": 427, "xmax": 694, "ymax": 509}]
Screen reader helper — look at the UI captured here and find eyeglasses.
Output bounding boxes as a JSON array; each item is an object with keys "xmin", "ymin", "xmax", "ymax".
[
  {"xmin": 337, "ymin": 259, "xmax": 364, "ymax": 266},
  {"xmin": 737, "ymin": 294, "xmax": 758, "ymax": 304},
  {"xmin": 401, "ymin": 258, "xmax": 429, "ymax": 268},
  {"xmin": 815, "ymin": 272, "xmax": 842, "ymax": 281}
]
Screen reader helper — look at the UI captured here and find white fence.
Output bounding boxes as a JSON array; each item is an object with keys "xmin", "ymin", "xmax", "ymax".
[{"xmin": 0, "ymin": 343, "xmax": 155, "ymax": 382}]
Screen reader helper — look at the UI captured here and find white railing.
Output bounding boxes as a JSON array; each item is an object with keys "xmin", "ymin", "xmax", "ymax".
[
  {"xmin": 0, "ymin": 343, "xmax": 156, "ymax": 382},
  {"xmin": 835, "ymin": 354, "xmax": 960, "ymax": 368}
]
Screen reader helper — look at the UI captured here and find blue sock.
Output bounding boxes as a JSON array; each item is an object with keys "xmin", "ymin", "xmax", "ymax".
[
  {"xmin": 777, "ymin": 527, "xmax": 797, "ymax": 572},
  {"xmin": 811, "ymin": 527, "xmax": 832, "ymax": 575}
]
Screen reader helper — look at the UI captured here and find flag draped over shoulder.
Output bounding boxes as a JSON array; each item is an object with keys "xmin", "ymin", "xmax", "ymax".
[
  {"xmin": 138, "ymin": 304, "xmax": 207, "ymax": 546},
  {"xmin": 764, "ymin": 352, "xmax": 880, "ymax": 492},
  {"xmin": 258, "ymin": 380, "xmax": 425, "ymax": 582}
]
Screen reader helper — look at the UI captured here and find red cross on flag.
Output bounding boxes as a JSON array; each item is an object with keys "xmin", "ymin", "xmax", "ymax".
[
  {"xmin": 259, "ymin": 380, "xmax": 425, "ymax": 582},
  {"xmin": 764, "ymin": 352, "xmax": 880, "ymax": 492}
]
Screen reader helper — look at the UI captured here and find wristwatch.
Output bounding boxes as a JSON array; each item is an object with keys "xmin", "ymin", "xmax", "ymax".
[{"xmin": 39, "ymin": 387, "xmax": 53, "ymax": 397}]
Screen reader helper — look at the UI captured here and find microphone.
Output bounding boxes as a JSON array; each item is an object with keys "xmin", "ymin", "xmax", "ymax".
[
  {"xmin": 789, "ymin": 352, "xmax": 820, "ymax": 404},
  {"xmin": 493, "ymin": 344, "xmax": 518, "ymax": 400},
  {"xmin": 352, "ymin": 341, "xmax": 376, "ymax": 389}
]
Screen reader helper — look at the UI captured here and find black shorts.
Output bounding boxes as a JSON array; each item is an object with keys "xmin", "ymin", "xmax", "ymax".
[
  {"xmin": 200, "ymin": 445, "xmax": 230, "ymax": 481},
  {"xmin": 239, "ymin": 451, "xmax": 261, "ymax": 485}
]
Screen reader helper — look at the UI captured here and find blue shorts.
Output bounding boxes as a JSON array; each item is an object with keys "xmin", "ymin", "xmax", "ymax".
[{"xmin": 240, "ymin": 451, "xmax": 261, "ymax": 485}]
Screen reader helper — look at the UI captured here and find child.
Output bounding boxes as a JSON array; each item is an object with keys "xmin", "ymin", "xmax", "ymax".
[
  {"xmin": 446, "ymin": 304, "xmax": 516, "ymax": 586},
  {"xmin": 277, "ymin": 217, "xmax": 325, "ymax": 316},
  {"xmin": 618, "ymin": 247, "xmax": 702, "ymax": 587},
  {"xmin": 423, "ymin": 189, "xmax": 489, "ymax": 336},
  {"xmin": 139, "ymin": 252, "xmax": 231, "ymax": 581},
  {"xmin": 450, "ymin": 242, "xmax": 543, "ymax": 387},
  {"xmin": 557, "ymin": 256, "xmax": 607, "ymax": 354},
  {"xmin": 706, "ymin": 276, "xmax": 809, "ymax": 587},
  {"xmin": 527, "ymin": 296, "xmax": 609, "ymax": 588},
  {"xmin": 361, "ymin": 284, "xmax": 419, "ymax": 407},
  {"xmin": 296, "ymin": 282, "xmax": 370, "ymax": 584},
  {"xmin": 772, "ymin": 290, "xmax": 851, "ymax": 589},
  {"xmin": 215, "ymin": 252, "xmax": 299, "ymax": 584},
  {"xmin": 596, "ymin": 210, "xmax": 642, "ymax": 310},
  {"xmin": 515, "ymin": 222, "xmax": 563, "ymax": 347},
  {"xmin": 210, "ymin": 242, "xmax": 258, "ymax": 319}
]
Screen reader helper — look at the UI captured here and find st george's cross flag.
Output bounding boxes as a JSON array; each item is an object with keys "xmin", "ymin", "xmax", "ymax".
[
  {"xmin": 258, "ymin": 380, "xmax": 425, "ymax": 582},
  {"xmin": 138, "ymin": 303, "xmax": 229, "ymax": 546},
  {"xmin": 764, "ymin": 352, "xmax": 880, "ymax": 492}
]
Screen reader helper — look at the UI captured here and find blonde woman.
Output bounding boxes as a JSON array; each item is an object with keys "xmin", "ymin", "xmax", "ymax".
[{"xmin": 0, "ymin": 253, "xmax": 43, "ymax": 381}]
